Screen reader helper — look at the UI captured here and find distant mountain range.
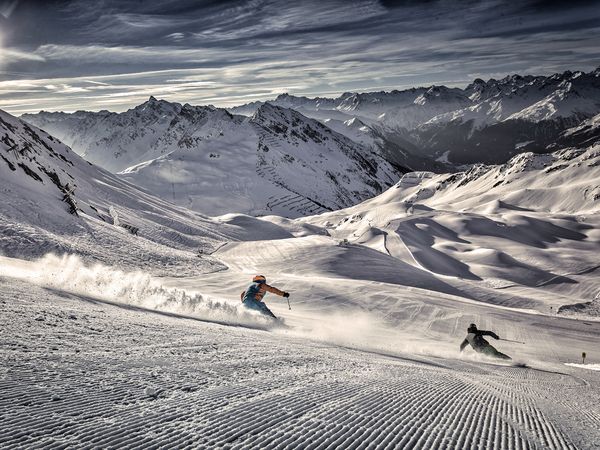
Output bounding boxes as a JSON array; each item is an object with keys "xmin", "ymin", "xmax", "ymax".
[{"xmin": 231, "ymin": 67, "xmax": 600, "ymax": 164}]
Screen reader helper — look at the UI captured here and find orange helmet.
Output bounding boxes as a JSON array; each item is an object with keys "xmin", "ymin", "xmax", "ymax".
[{"xmin": 253, "ymin": 275, "xmax": 266, "ymax": 283}]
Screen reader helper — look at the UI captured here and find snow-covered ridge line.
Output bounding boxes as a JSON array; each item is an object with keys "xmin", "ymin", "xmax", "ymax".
[{"xmin": 231, "ymin": 67, "xmax": 600, "ymax": 126}]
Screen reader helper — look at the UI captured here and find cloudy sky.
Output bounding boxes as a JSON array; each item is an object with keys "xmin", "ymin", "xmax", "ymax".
[{"xmin": 0, "ymin": 0, "xmax": 599, "ymax": 115}]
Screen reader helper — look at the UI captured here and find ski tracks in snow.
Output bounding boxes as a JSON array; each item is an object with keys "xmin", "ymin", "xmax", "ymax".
[{"xmin": 2, "ymin": 279, "xmax": 599, "ymax": 449}]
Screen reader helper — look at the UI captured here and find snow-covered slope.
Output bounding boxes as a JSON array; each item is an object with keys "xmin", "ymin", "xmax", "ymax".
[
  {"xmin": 119, "ymin": 103, "xmax": 401, "ymax": 218},
  {"xmin": 0, "ymin": 108, "xmax": 292, "ymax": 274},
  {"xmin": 321, "ymin": 116, "xmax": 374, "ymax": 147},
  {"xmin": 2, "ymin": 271, "xmax": 599, "ymax": 449},
  {"xmin": 297, "ymin": 144, "xmax": 600, "ymax": 313}
]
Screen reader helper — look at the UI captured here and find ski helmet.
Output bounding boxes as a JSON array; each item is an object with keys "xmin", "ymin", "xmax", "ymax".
[
  {"xmin": 468, "ymin": 323, "xmax": 477, "ymax": 332},
  {"xmin": 253, "ymin": 275, "xmax": 266, "ymax": 283}
]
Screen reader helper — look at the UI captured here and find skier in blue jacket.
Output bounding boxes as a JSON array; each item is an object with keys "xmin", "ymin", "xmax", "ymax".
[{"xmin": 241, "ymin": 275, "xmax": 289, "ymax": 319}]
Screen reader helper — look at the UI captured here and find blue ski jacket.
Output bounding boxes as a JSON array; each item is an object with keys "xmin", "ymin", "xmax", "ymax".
[{"xmin": 241, "ymin": 280, "xmax": 286, "ymax": 303}]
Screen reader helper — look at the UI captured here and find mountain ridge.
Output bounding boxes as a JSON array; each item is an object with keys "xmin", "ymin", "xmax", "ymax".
[{"xmin": 228, "ymin": 66, "xmax": 600, "ymax": 164}]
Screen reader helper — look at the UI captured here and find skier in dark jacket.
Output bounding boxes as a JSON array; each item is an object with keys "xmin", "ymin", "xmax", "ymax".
[
  {"xmin": 459, "ymin": 323, "xmax": 511, "ymax": 360},
  {"xmin": 241, "ymin": 275, "xmax": 289, "ymax": 319}
]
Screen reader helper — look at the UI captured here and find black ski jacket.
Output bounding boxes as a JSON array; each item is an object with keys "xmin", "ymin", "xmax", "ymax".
[{"xmin": 460, "ymin": 330, "xmax": 499, "ymax": 352}]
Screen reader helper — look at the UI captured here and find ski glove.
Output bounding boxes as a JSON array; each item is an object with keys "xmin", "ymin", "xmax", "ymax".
[{"xmin": 283, "ymin": 292, "xmax": 290, "ymax": 298}]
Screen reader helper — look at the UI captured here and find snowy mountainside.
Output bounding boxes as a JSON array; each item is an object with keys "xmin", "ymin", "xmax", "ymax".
[
  {"xmin": 24, "ymin": 99, "xmax": 413, "ymax": 218},
  {"xmin": 298, "ymin": 144, "xmax": 600, "ymax": 313},
  {"xmin": 0, "ymin": 108, "xmax": 287, "ymax": 274},
  {"xmin": 550, "ymin": 112, "xmax": 600, "ymax": 150},
  {"xmin": 120, "ymin": 103, "xmax": 402, "ymax": 218}
]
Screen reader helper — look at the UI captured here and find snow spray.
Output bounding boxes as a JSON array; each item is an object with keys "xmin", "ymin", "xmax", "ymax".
[{"xmin": 0, "ymin": 253, "xmax": 276, "ymax": 328}]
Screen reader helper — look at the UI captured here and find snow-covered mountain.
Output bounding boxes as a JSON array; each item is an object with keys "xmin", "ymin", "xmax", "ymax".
[
  {"xmin": 24, "ymin": 100, "xmax": 417, "ymax": 218},
  {"xmin": 120, "ymin": 103, "xmax": 401, "ymax": 217},
  {"xmin": 22, "ymin": 97, "xmax": 243, "ymax": 173}
]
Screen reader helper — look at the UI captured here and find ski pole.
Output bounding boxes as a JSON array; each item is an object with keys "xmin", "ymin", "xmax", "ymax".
[
  {"xmin": 287, "ymin": 297, "xmax": 291, "ymax": 310},
  {"xmin": 500, "ymin": 338, "xmax": 525, "ymax": 344}
]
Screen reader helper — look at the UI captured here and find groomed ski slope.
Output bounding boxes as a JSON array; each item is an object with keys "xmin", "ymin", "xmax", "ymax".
[{"xmin": 1, "ymin": 251, "xmax": 600, "ymax": 449}]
